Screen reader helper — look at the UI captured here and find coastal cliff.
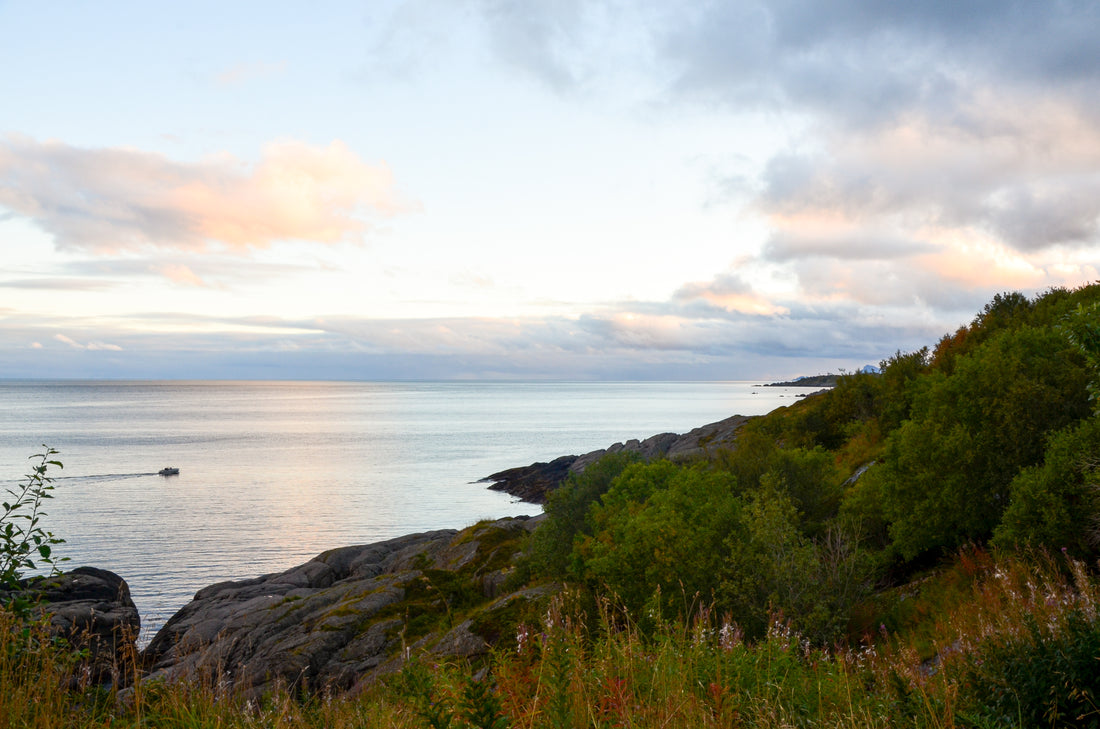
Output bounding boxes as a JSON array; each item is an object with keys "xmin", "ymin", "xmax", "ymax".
[
  {"xmin": 29, "ymin": 414, "xmax": 757, "ymax": 696},
  {"xmin": 483, "ymin": 413, "xmax": 753, "ymax": 503}
]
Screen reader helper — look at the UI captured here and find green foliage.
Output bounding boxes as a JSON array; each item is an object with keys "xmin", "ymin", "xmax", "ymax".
[
  {"xmin": 778, "ymin": 371, "xmax": 883, "ymax": 451},
  {"xmin": 876, "ymin": 346, "xmax": 930, "ymax": 431},
  {"xmin": 393, "ymin": 657, "xmax": 455, "ymax": 728},
  {"xmin": 868, "ymin": 325, "xmax": 1091, "ymax": 561},
  {"xmin": 970, "ymin": 290, "xmax": 1034, "ymax": 341},
  {"xmin": 758, "ymin": 446, "xmax": 844, "ymax": 537},
  {"xmin": 1, "ymin": 446, "xmax": 65, "ymax": 597},
  {"xmin": 722, "ymin": 485, "xmax": 874, "ymax": 642},
  {"xmin": 523, "ymin": 452, "xmax": 639, "ymax": 580},
  {"xmin": 961, "ymin": 611, "xmax": 1100, "ymax": 728},
  {"xmin": 577, "ymin": 461, "xmax": 739, "ymax": 616},
  {"xmin": 993, "ymin": 416, "xmax": 1100, "ymax": 555},
  {"xmin": 457, "ymin": 676, "xmax": 509, "ymax": 729},
  {"xmin": 394, "ymin": 657, "xmax": 510, "ymax": 729},
  {"xmin": 1061, "ymin": 301, "xmax": 1100, "ymax": 412}
]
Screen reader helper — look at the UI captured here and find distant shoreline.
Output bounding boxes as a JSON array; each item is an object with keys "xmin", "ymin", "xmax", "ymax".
[{"xmin": 763, "ymin": 374, "xmax": 839, "ymax": 387}]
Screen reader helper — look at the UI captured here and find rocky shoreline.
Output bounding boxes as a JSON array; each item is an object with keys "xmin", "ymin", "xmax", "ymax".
[
  {"xmin": 16, "ymin": 412, "xmax": 758, "ymax": 695},
  {"xmin": 483, "ymin": 413, "xmax": 754, "ymax": 503}
]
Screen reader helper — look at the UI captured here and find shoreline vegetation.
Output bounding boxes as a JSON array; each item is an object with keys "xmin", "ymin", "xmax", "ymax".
[
  {"xmin": 4, "ymin": 282, "xmax": 1100, "ymax": 727},
  {"xmin": 762, "ymin": 373, "xmax": 840, "ymax": 387}
]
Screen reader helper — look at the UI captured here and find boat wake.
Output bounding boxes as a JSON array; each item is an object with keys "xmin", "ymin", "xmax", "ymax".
[{"xmin": 1, "ymin": 472, "xmax": 160, "ymax": 487}]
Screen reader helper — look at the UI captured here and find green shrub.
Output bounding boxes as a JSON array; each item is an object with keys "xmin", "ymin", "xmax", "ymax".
[
  {"xmin": 577, "ymin": 461, "xmax": 740, "ymax": 617},
  {"xmin": 1, "ymin": 446, "xmax": 65, "ymax": 598},
  {"xmin": 994, "ymin": 417, "xmax": 1100, "ymax": 555},
  {"xmin": 872, "ymin": 326, "xmax": 1091, "ymax": 561},
  {"xmin": 523, "ymin": 452, "xmax": 639, "ymax": 580}
]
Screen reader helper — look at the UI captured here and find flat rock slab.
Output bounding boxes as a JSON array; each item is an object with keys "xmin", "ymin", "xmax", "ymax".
[{"xmin": 141, "ymin": 516, "xmax": 545, "ymax": 699}]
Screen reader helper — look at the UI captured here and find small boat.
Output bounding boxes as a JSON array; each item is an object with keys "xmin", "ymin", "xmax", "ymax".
[{"xmin": 158, "ymin": 467, "xmax": 180, "ymax": 476}]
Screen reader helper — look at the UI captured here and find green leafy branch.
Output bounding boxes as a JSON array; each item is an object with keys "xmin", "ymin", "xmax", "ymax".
[
  {"xmin": 1061, "ymin": 302, "xmax": 1100, "ymax": 412},
  {"xmin": 1, "ymin": 446, "xmax": 67, "ymax": 590}
]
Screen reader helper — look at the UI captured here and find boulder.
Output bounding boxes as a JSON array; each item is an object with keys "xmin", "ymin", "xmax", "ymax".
[{"xmin": 2, "ymin": 566, "xmax": 140, "ymax": 687}]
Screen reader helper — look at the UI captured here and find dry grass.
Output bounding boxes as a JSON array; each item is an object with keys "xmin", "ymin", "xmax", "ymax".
[{"xmin": 2, "ymin": 549, "xmax": 1099, "ymax": 728}]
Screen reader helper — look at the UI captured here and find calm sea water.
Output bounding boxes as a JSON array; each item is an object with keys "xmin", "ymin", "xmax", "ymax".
[{"xmin": 0, "ymin": 380, "xmax": 807, "ymax": 640}]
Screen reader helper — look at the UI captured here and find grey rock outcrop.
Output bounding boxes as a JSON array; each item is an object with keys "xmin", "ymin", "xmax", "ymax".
[
  {"xmin": 2, "ymin": 567, "xmax": 140, "ymax": 687},
  {"xmin": 486, "ymin": 414, "xmax": 753, "ymax": 503},
  {"xmin": 141, "ymin": 516, "xmax": 548, "ymax": 699}
]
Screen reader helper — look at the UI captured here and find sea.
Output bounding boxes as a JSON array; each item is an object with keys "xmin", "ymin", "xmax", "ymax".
[{"xmin": 0, "ymin": 380, "xmax": 809, "ymax": 641}]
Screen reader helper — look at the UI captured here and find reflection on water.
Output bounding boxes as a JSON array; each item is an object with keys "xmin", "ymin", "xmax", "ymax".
[{"xmin": 0, "ymin": 380, "xmax": 806, "ymax": 640}]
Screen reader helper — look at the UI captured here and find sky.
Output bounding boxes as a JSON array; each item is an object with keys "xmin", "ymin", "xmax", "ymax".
[{"xmin": 1, "ymin": 0, "xmax": 1099, "ymax": 381}]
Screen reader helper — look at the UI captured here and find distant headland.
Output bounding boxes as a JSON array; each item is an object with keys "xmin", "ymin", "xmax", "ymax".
[{"xmin": 764, "ymin": 364, "xmax": 881, "ymax": 387}]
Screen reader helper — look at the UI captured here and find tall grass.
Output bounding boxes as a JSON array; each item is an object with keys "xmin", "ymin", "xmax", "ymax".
[{"xmin": 2, "ymin": 549, "xmax": 1098, "ymax": 728}]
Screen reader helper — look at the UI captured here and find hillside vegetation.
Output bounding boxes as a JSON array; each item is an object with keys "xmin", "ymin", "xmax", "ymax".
[
  {"xmin": 4, "ymin": 283, "xmax": 1100, "ymax": 727},
  {"xmin": 523, "ymin": 284, "xmax": 1100, "ymax": 642}
]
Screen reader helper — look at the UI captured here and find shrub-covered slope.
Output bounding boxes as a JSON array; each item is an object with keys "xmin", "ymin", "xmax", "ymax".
[{"xmin": 522, "ymin": 283, "xmax": 1100, "ymax": 644}]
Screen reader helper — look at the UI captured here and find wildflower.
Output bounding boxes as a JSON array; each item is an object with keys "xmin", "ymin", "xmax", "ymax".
[
  {"xmin": 718, "ymin": 620, "xmax": 741, "ymax": 651},
  {"xmin": 516, "ymin": 624, "xmax": 530, "ymax": 655}
]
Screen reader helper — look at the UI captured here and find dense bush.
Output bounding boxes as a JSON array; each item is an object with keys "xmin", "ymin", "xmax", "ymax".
[
  {"xmin": 993, "ymin": 416, "xmax": 1100, "ymax": 554},
  {"xmin": 864, "ymin": 325, "xmax": 1091, "ymax": 561},
  {"xmin": 523, "ymin": 451, "xmax": 639, "ymax": 580},
  {"xmin": 577, "ymin": 461, "xmax": 739, "ymax": 616}
]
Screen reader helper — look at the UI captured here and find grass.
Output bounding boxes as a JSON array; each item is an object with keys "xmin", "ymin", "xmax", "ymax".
[{"xmin": 3, "ymin": 549, "xmax": 1099, "ymax": 727}]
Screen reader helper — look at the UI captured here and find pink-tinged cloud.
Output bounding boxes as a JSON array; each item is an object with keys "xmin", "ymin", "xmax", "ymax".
[
  {"xmin": 156, "ymin": 264, "xmax": 209, "ymax": 287},
  {"xmin": 675, "ymin": 273, "xmax": 789, "ymax": 316},
  {"xmin": 0, "ymin": 135, "xmax": 409, "ymax": 254}
]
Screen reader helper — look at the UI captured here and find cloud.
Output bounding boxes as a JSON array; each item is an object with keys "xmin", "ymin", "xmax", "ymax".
[
  {"xmin": 663, "ymin": 1, "xmax": 1100, "ymax": 129},
  {"xmin": 54, "ymin": 333, "xmax": 122, "ymax": 351},
  {"xmin": 57, "ymin": 257, "xmax": 314, "ymax": 286},
  {"xmin": 673, "ymin": 272, "xmax": 789, "ymax": 315},
  {"xmin": 459, "ymin": 0, "xmax": 1100, "ymax": 313},
  {"xmin": 0, "ymin": 290, "xmax": 961, "ymax": 380},
  {"xmin": 757, "ymin": 101, "xmax": 1100, "ymax": 252},
  {"xmin": 0, "ymin": 136, "xmax": 409, "ymax": 254},
  {"xmin": 0, "ymin": 278, "xmax": 116, "ymax": 291},
  {"xmin": 156, "ymin": 264, "xmax": 209, "ymax": 287}
]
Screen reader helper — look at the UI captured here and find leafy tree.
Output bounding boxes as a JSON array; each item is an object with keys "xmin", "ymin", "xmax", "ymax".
[
  {"xmin": 577, "ymin": 461, "xmax": 739, "ymax": 615},
  {"xmin": 757, "ymin": 446, "xmax": 844, "ymax": 537},
  {"xmin": 722, "ymin": 483, "xmax": 874, "ymax": 643},
  {"xmin": 1060, "ymin": 301, "xmax": 1100, "ymax": 412},
  {"xmin": 871, "ymin": 325, "xmax": 1091, "ymax": 561},
  {"xmin": 777, "ymin": 372, "xmax": 882, "ymax": 451},
  {"xmin": 969, "ymin": 290, "xmax": 1033, "ymax": 344},
  {"xmin": 524, "ymin": 452, "xmax": 640, "ymax": 580},
  {"xmin": 993, "ymin": 416, "xmax": 1100, "ymax": 555},
  {"xmin": 876, "ymin": 347, "xmax": 930, "ymax": 432}
]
